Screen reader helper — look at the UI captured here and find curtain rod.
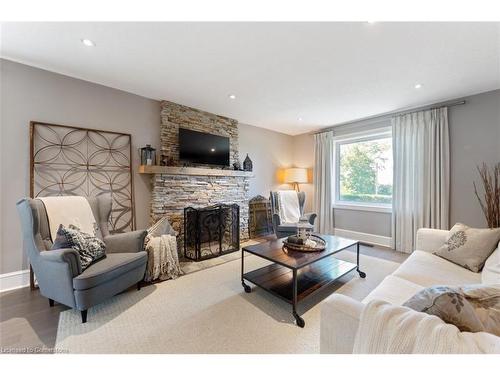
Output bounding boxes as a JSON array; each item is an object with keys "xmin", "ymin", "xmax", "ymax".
[{"xmin": 312, "ymin": 99, "xmax": 466, "ymax": 135}]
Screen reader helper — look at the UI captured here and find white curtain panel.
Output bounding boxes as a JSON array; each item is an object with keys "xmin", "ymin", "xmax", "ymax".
[
  {"xmin": 392, "ymin": 107, "xmax": 450, "ymax": 253},
  {"xmin": 313, "ymin": 131, "xmax": 335, "ymax": 234}
]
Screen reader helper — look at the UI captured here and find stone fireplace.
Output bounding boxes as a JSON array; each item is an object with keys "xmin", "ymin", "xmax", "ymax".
[
  {"xmin": 160, "ymin": 100, "xmax": 239, "ymax": 167},
  {"xmin": 146, "ymin": 101, "xmax": 252, "ymax": 251}
]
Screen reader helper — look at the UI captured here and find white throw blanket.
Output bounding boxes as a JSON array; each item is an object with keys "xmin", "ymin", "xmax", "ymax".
[
  {"xmin": 353, "ymin": 300, "xmax": 500, "ymax": 354},
  {"xmin": 277, "ymin": 190, "xmax": 301, "ymax": 224},
  {"xmin": 37, "ymin": 196, "xmax": 98, "ymax": 241},
  {"xmin": 144, "ymin": 234, "xmax": 182, "ymax": 282}
]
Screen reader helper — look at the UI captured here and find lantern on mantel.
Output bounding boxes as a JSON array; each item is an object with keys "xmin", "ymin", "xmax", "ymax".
[
  {"xmin": 140, "ymin": 144, "xmax": 156, "ymax": 166},
  {"xmin": 243, "ymin": 154, "xmax": 253, "ymax": 172}
]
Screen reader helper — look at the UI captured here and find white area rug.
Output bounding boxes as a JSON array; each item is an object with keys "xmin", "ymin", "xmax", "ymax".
[
  {"xmin": 180, "ymin": 239, "xmax": 261, "ymax": 275},
  {"xmin": 55, "ymin": 251, "xmax": 400, "ymax": 353}
]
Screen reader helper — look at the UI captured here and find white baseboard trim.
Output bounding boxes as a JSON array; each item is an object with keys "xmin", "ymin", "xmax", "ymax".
[
  {"xmin": 333, "ymin": 228, "xmax": 392, "ymax": 248},
  {"xmin": 0, "ymin": 269, "xmax": 30, "ymax": 292}
]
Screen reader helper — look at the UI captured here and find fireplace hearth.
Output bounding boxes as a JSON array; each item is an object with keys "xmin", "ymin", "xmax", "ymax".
[{"xmin": 183, "ymin": 204, "xmax": 240, "ymax": 261}]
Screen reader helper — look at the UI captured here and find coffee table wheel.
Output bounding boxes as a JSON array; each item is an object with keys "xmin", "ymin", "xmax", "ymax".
[
  {"xmin": 242, "ymin": 282, "xmax": 252, "ymax": 293},
  {"xmin": 357, "ymin": 270, "xmax": 366, "ymax": 278},
  {"xmin": 293, "ymin": 313, "xmax": 305, "ymax": 328}
]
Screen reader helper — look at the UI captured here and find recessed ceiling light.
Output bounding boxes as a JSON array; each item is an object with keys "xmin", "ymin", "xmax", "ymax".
[
  {"xmin": 298, "ymin": 117, "xmax": 303, "ymax": 121},
  {"xmin": 228, "ymin": 94, "xmax": 236, "ymax": 100},
  {"xmin": 81, "ymin": 39, "xmax": 95, "ymax": 47},
  {"xmin": 414, "ymin": 83, "xmax": 423, "ymax": 89}
]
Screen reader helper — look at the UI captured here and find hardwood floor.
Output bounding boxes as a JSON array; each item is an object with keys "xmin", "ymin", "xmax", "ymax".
[
  {"xmin": 0, "ymin": 243, "xmax": 407, "ymax": 352},
  {"xmin": 346, "ymin": 243, "xmax": 409, "ymax": 263},
  {"xmin": 0, "ymin": 287, "xmax": 68, "ymax": 352}
]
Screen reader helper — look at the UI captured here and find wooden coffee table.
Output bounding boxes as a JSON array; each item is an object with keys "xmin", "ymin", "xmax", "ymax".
[{"xmin": 241, "ymin": 235, "xmax": 365, "ymax": 328}]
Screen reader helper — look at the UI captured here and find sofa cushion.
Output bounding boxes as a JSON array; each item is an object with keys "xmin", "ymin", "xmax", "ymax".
[
  {"xmin": 433, "ymin": 223, "xmax": 500, "ymax": 272},
  {"xmin": 393, "ymin": 250, "xmax": 481, "ymax": 287},
  {"xmin": 482, "ymin": 247, "xmax": 500, "ymax": 284},
  {"xmin": 73, "ymin": 252, "xmax": 147, "ymax": 290},
  {"xmin": 403, "ymin": 284, "xmax": 500, "ymax": 336},
  {"xmin": 363, "ymin": 275, "xmax": 424, "ymax": 305}
]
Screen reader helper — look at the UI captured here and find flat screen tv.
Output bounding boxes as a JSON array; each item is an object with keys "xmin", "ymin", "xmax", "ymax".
[{"xmin": 179, "ymin": 128, "xmax": 230, "ymax": 166}]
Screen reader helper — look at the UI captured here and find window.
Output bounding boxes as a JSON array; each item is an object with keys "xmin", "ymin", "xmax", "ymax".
[{"xmin": 334, "ymin": 129, "xmax": 393, "ymax": 212}]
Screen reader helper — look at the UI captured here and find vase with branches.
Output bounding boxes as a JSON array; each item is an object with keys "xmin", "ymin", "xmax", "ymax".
[{"xmin": 473, "ymin": 162, "xmax": 500, "ymax": 228}]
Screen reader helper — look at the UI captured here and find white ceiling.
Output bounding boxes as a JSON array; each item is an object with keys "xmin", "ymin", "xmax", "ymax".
[{"xmin": 1, "ymin": 22, "xmax": 499, "ymax": 135}]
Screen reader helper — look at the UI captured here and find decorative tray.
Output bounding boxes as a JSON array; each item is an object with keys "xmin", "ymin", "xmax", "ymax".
[{"xmin": 282, "ymin": 234, "xmax": 327, "ymax": 252}]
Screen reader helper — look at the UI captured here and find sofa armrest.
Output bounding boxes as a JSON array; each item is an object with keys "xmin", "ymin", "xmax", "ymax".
[
  {"xmin": 415, "ymin": 228, "xmax": 448, "ymax": 253},
  {"xmin": 104, "ymin": 230, "xmax": 147, "ymax": 253},
  {"xmin": 320, "ymin": 294, "xmax": 364, "ymax": 354},
  {"xmin": 40, "ymin": 248, "xmax": 82, "ymax": 277}
]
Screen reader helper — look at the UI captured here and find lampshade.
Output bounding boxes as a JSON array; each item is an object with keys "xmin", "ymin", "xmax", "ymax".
[{"xmin": 284, "ymin": 168, "xmax": 308, "ymax": 183}]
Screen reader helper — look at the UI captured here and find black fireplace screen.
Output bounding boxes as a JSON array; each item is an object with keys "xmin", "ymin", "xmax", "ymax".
[{"xmin": 184, "ymin": 204, "xmax": 240, "ymax": 261}]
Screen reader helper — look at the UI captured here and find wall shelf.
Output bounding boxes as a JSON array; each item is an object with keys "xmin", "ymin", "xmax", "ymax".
[{"xmin": 138, "ymin": 165, "xmax": 254, "ymax": 178}]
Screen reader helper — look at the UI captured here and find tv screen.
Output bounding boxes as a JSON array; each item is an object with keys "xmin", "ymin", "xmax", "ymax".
[{"xmin": 179, "ymin": 128, "xmax": 230, "ymax": 166}]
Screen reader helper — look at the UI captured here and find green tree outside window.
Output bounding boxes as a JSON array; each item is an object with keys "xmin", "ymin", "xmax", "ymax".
[{"xmin": 339, "ymin": 137, "xmax": 392, "ymax": 204}]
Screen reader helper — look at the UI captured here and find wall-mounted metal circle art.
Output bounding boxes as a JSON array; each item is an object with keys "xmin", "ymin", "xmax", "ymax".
[{"xmin": 30, "ymin": 122, "xmax": 135, "ymax": 233}]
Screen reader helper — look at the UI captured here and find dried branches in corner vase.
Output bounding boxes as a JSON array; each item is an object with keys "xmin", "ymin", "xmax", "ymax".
[{"xmin": 473, "ymin": 162, "xmax": 500, "ymax": 228}]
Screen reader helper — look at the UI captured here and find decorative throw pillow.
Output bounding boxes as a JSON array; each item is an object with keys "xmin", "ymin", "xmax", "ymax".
[
  {"xmin": 482, "ymin": 247, "xmax": 500, "ymax": 284},
  {"xmin": 148, "ymin": 217, "xmax": 177, "ymax": 237},
  {"xmin": 144, "ymin": 216, "xmax": 177, "ymax": 248},
  {"xmin": 433, "ymin": 223, "xmax": 500, "ymax": 272},
  {"xmin": 403, "ymin": 284, "xmax": 500, "ymax": 335},
  {"xmin": 51, "ymin": 224, "xmax": 106, "ymax": 270}
]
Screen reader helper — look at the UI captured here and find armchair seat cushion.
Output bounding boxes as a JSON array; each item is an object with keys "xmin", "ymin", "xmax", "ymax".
[
  {"xmin": 278, "ymin": 217, "xmax": 314, "ymax": 229},
  {"xmin": 277, "ymin": 219, "xmax": 315, "ymax": 235},
  {"xmin": 73, "ymin": 252, "xmax": 147, "ymax": 290},
  {"xmin": 277, "ymin": 223, "xmax": 300, "ymax": 232}
]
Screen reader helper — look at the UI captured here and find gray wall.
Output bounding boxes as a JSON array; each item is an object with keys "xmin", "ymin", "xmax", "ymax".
[
  {"xmin": 293, "ymin": 89, "xmax": 500, "ymax": 238},
  {"xmin": 239, "ymin": 123, "xmax": 294, "ymax": 198},
  {"xmin": 449, "ymin": 90, "xmax": 500, "ymax": 227},
  {"xmin": 1, "ymin": 59, "xmax": 160, "ymax": 274},
  {"xmin": 292, "ymin": 133, "xmax": 315, "ymax": 212},
  {"xmin": 333, "ymin": 209, "xmax": 392, "ymax": 237},
  {"xmin": 0, "ymin": 59, "xmax": 293, "ymax": 275}
]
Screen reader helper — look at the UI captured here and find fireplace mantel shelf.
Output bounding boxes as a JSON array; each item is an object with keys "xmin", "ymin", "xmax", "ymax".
[{"xmin": 138, "ymin": 165, "xmax": 254, "ymax": 178}]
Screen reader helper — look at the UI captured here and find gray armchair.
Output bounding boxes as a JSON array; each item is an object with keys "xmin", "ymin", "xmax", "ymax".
[
  {"xmin": 16, "ymin": 195, "xmax": 148, "ymax": 323},
  {"xmin": 269, "ymin": 191, "xmax": 317, "ymax": 239}
]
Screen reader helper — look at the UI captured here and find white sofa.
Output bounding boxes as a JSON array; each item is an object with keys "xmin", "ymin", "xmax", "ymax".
[{"xmin": 320, "ymin": 228, "xmax": 500, "ymax": 354}]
